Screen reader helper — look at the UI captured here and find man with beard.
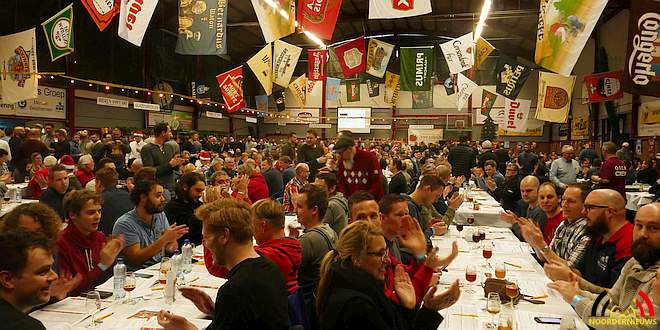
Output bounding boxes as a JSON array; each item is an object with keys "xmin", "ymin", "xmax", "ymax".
[
  {"xmin": 296, "ymin": 130, "xmax": 326, "ymax": 182},
  {"xmin": 544, "ymin": 189, "xmax": 633, "ymax": 290},
  {"xmin": 548, "ymin": 203, "xmax": 660, "ymax": 329},
  {"xmin": 113, "ymin": 179, "xmax": 189, "ymax": 271},
  {"xmin": 334, "ymin": 136, "xmax": 384, "ymax": 200},
  {"xmin": 140, "ymin": 123, "xmax": 185, "ymax": 197}
]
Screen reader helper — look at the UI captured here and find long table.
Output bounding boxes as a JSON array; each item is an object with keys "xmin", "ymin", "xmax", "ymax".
[
  {"xmin": 432, "ymin": 226, "xmax": 588, "ymax": 329},
  {"xmin": 454, "ymin": 188, "xmax": 511, "ymax": 228}
]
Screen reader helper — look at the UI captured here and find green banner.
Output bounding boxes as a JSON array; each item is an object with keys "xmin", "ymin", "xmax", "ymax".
[
  {"xmin": 345, "ymin": 78, "xmax": 361, "ymax": 102},
  {"xmin": 400, "ymin": 46, "xmax": 433, "ymax": 91},
  {"xmin": 41, "ymin": 4, "xmax": 74, "ymax": 61},
  {"xmin": 481, "ymin": 90, "xmax": 498, "ymax": 116}
]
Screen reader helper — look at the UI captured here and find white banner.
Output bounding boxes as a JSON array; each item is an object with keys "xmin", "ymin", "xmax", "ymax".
[
  {"xmin": 273, "ymin": 40, "xmax": 302, "ymax": 87},
  {"xmin": 440, "ymin": 32, "xmax": 474, "ymax": 74},
  {"xmin": 0, "ymin": 86, "xmax": 66, "ymax": 119},
  {"xmin": 246, "ymin": 116, "xmax": 257, "ymax": 123},
  {"xmin": 133, "ymin": 101, "xmax": 160, "ymax": 111},
  {"xmin": 247, "ymin": 44, "xmax": 272, "ymax": 95},
  {"xmin": 309, "ymin": 123, "xmax": 331, "ymax": 129},
  {"xmin": 305, "ymin": 80, "xmax": 323, "ymax": 108},
  {"xmin": 264, "ymin": 108, "xmax": 319, "ymax": 124},
  {"xmin": 368, "ymin": 0, "xmax": 432, "ymax": 19},
  {"xmin": 97, "ymin": 97, "xmax": 129, "ymax": 108},
  {"xmin": 499, "ymin": 98, "xmax": 532, "ymax": 132},
  {"xmin": 0, "ymin": 28, "xmax": 38, "ymax": 104},
  {"xmin": 456, "ymin": 73, "xmax": 478, "ymax": 111},
  {"xmin": 408, "ymin": 128, "xmax": 443, "ymax": 144},
  {"xmin": 118, "ymin": 0, "xmax": 159, "ymax": 46}
]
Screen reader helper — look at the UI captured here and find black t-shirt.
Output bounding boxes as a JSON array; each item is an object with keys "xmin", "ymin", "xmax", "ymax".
[
  {"xmin": 578, "ymin": 222, "xmax": 633, "ymax": 289},
  {"xmin": 0, "ymin": 299, "xmax": 46, "ymax": 330},
  {"xmin": 209, "ymin": 256, "xmax": 288, "ymax": 330}
]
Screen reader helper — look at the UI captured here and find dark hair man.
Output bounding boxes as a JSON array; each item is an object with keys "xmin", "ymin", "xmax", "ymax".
[
  {"xmin": 140, "ymin": 122, "xmax": 185, "ymax": 195},
  {"xmin": 39, "ymin": 164, "xmax": 71, "ymax": 219},
  {"xmin": 314, "ymin": 173, "xmax": 348, "ymax": 235},
  {"xmin": 592, "ymin": 141, "xmax": 627, "ymax": 199},
  {"xmin": 348, "ymin": 190, "xmax": 380, "ymax": 223},
  {"xmin": 95, "ymin": 167, "xmax": 134, "ymax": 235},
  {"xmin": 297, "ymin": 129, "xmax": 326, "ymax": 183}
]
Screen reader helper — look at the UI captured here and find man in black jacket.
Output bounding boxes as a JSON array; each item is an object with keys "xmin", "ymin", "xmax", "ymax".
[
  {"xmin": 492, "ymin": 164, "xmax": 522, "ymax": 211},
  {"xmin": 140, "ymin": 123, "xmax": 185, "ymax": 196},
  {"xmin": 477, "ymin": 140, "xmax": 497, "ymax": 170},
  {"xmin": 96, "ymin": 167, "xmax": 134, "ymax": 235},
  {"xmin": 296, "ymin": 130, "xmax": 325, "ymax": 182},
  {"xmin": 39, "ymin": 164, "xmax": 72, "ymax": 219},
  {"xmin": 447, "ymin": 136, "xmax": 476, "ymax": 180},
  {"xmin": 388, "ymin": 158, "xmax": 408, "ymax": 195}
]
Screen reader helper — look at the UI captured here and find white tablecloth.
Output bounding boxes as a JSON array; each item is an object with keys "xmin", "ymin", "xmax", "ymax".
[
  {"xmin": 454, "ymin": 189, "xmax": 510, "ymax": 228},
  {"xmin": 0, "ymin": 199, "xmax": 38, "ymax": 217},
  {"xmin": 626, "ymin": 191, "xmax": 655, "ymax": 211}
]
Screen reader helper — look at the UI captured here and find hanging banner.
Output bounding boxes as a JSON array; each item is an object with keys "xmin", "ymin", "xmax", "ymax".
[
  {"xmin": 474, "ymin": 37, "xmax": 494, "ymax": 70},
  {"xmin": 251, "ymin": 0, "xmax": 295, "ymax": 43},
  {"xmin": 622, "ymin": 0, "xmax": 660, "ymax": 97},
  {"xmin": 480, "ymin": 89, "xmax": 498, "ymax": 118},
  {"xmin": 176, "ymin": 0, "xmax": 228, "ymax": 55},
  {"xmin": 0, "ymin": 29, "xmax": 38, "ymax": 104},
  {"xmin": 81, "ymin": 0, "xmax": 120, "ymax": 31},
  {"xmin": 333, "ymin": 37, "xmax": 366, "ymax": 77},
  {"xmin": 366, "ymin": 38, "xmax": 394, "ymax": 78},
  {"xmin": 274, "ymin": 90, "xmax": 286, "ymax": 112},
  {"xmin": 247, "ymin": 44, "xmax": 273, "ymax": 95},
  {"xmin": 535, "ymin": 0, "xmax": 607, "ymax": 75},
  {"xmin": 345, "ymin": 78, "xmax": 361, "ymax": 102},
  {"xmin": 535, "ymin": 71, "xmax": 576, "ymax": 123},
  {"xmin": 288, "ymin": 74, "xmax": 307, "ymax": 107},
  {"xmin": 216, "ymin": 66, "xmax": 244, "ymax": 113},
  {"xmin": 368, "ymin": 0, "xmax": 432, "ymax": 19},
  {"xmin": 584, "ymin": 71, "xmax": 624, "ymax": 103},
  {"xmin": 442, "ymin": 75, "xmax": 457, "ymax": 95},
  {"xmin": 408, "ymin": 128, "xmax": 443, "ymax": 144},
  {"xmin": 456, "ymin": 73, "xmax": 478, "ymax": 111},
  {"xmin": 571, "ymin": 113, "xmax": 590, "ymax": 138},
  {"xmin": 400, "ymin": 46, "xmax": 433, "ymax": 91},
  {"xmin": 307, "ymin": 49, "xmax": 327, "ymax": 81},
  {"xmin": 638, "ymin": 99, "xmax": 660, "ymax": 136},
  {"xmin": 440, "ymin": 32, "xmax": 474, "ymax": 74},
  {"xmin": 118, "ymin": 0, "xmax": 159, "ymax": 47},
  {"xmin": 41, "ymin": 4, "xmax": 74, "ymax": 61},
  {"xmin": 306, "ymin": 79, "xmax": 323, "ymax": 107},
  {"xmin": 412, "ymin": 91, "xmax": 432, "ymax": 109},
  {"xmin": 326, "ymin": 77, "xmax": 341, "ymax": 102},
  {"xmin": 297, "ymin": 0, "xmax": 342, "ymax": 40},
  {"xmin": 327, "ymin": 48, "xmax": 345, "ymax": 79},
  {"xmin": 366, "ymin": 79, "xmax": 380, "ymax": 98},
  {"xmin": 255, "ymin": 94, "xmax": 268, "ymax": 113},
  {"xmin": 499, "ymin": 99, "xmax": 532, "ymax": 132},
  {"xmin": 495, "ymin": 54, "xmax": 532, "ymax": 100},
  {"xmin": 384, "ymin": 71, "xmax": 400, "ymax": 107},
  {"xmin": 273, "ymin": 40, "xmax": 303, "ymax": 87}
]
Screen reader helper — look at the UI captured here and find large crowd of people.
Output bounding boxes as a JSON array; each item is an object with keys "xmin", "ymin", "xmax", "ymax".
[{"xmin": 0, "ymin": 123, "xmax": 659, "ymax": 329}]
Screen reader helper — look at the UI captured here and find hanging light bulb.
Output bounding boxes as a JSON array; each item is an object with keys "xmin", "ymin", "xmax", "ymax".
[
  {"xmin": 70, "ymin": 79, "xmax": 74, "ymax": 84},
  {"xmin": 105, "ymin": 86, "xmax": 111, "ymax": 91}
]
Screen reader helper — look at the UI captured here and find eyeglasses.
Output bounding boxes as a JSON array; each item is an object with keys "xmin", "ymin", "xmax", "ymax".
[
  {"xmin": 366, "ymin": 250, "xmax": 388, "ymax": 261},
  {"xmin": 584, "ymin": 204, "xmax": 609, "ymax": 211}
]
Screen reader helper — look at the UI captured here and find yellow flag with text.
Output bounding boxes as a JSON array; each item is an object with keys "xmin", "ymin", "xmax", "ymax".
[
  {"xmin": 288, "ymin": 74, "xmax": 307, "ymax": 107},
  {"xmin": 247, "ymin": 44, "xmax": 272, "ymax": 95}
]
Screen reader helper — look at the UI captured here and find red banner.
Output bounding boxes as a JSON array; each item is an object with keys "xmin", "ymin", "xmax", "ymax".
[
  {"xmin": 297, "ymin": 0, "xmax": 342, "ymax": 40},
  {"xmin": 81, "ymin": 0, "xmax": 120, "ymax": 31},
  {"xmin": 307, "ymin": 49, "xmax": 327, "ymax": 81},
  {"xmin": 584, "ymin": 71, "xmax": 624, "ymax": 103},
  {"xmin": 216, "ymin": 66, "xmax": 245, "ymax": 113},
  {"xmin": 333, "ymin": 37, "xmax": 366, "ymax": 77}
]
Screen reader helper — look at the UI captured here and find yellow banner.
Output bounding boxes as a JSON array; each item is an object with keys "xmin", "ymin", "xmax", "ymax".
[
  {"xmin": 247, "ymin": 44, "xmax": 272, "ymax": 95},
  {"xmin": 535, "ymin": 71, "xmax": 576, "ymax": 123},
  {"xmin": 474, "ymin": 37, "xmax": 494, "ymax": 70},
  {"xmin": 571, "ymin": 114, "xmax": 590, "ymax": 138},
  {"xmin": 384, "ymin": 71, "xmax": 400, "ymax": 107},
  {"xmin": 288, "ymin": 74, "xmax": 307, "ymax": 107}
]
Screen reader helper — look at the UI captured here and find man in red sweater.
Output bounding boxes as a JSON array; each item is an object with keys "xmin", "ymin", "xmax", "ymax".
[
  {"xmin": 334, "ymin": 136, "xmax": 384, "ymax": 201},
  {"xmin": 56, "ymin": 190, "xmax": 124, "ymax": 297}
]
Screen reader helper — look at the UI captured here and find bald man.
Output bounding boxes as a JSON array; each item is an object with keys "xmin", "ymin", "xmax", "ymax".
[
  {"xmin": 549, "ymin": 145, "xmax": 580, "ymax": 190},
  {"xmin": 548, "ymin": 203, "xmax": 660, "ymax": 329},
  {"xmin": 544, "ymin": 189, "xmax": 633, "ymax": 290},
  {"xmin": 501, "ymin": 175, "xmax": 547, "ymax": 239}
]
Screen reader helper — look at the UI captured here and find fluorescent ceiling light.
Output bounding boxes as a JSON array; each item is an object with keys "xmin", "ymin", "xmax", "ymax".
[{"xmin": 474, "ymin": 0, "xmax": 492, "ymax": 41}]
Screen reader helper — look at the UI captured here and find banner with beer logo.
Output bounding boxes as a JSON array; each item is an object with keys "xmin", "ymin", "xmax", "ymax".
[
  {"xmin": 474, "ymin": 37, "xmax": 494, "ymax": 70},
  {"xmin": 366, "ymin": 79, "xmax": 380, "ymax": 97},
  {"xmin": 499, "ymin": 98, "xmax": 532, "ymax": 132},
  {"xmin": 215, "ymin": 66, "xmax": 244, "ymax": 113},
  {"xmin": 366, "ymin": 38, "xmax": 394, "ymax": 78},
  {"xmin": 412, "ymin": 91, "xmax": 432, "ymax": 109},
  {"xmin": 297, "ymin": 0, "xmax": 342, "ymax": 40},
  {"xmin": 442, "ymin": 74, "xmax": 457, "ymax": 95},
  {"xmin": 584, "ymin": 71, "xmax": 624, "ymax": 103},
  {"xmin": 288, "ymin": 74, "xmax": 307, "ymax": 107},
  {"xmin": 0, "ymin": 29, "xmax": 38, "ymax": 104},
  {"xmin": 41, "ymin": 4, "xmax": 74, "ymax": 62},
  {"xmin": 638, "ymin": 99, "xmax": 660, "ymax": 136},
  {"xmin": 327, "ymin": 48, "xmax": 344, "ymax": 78},
  {"xmin": 571, "ymin": 113, "xmax": 590, "ymax": 138},
  {"xmin": 535, "ymin": 0, "xmax": 607, "ymax": 75},
  {"xmin": 622, "ymin": 0, "xmax": 660, "ymax": 97},
  {"xmin": 384, "ymin": 71, "xmax": 400, "ymax": 107},
  {"xmin": 247, "ymin": 44, "xmax": 273, "ymax": 95},
  {"xmin": 400, "ymin": 46, "xmax": 433, "ymax": 91},
  {"xmin": 456, "ymin": 73, "xmax": 478, "ymax": 111},
  {"xmin": 480, "ymin": 89, "xmax": 498, "ymax": 118},
  {"xmin": 81, "ymin": 0, "xmax": 120, "ymax": 31},
  {"xmin": 255, "ymin": 94, "xmax": 268, "ymax": 113},
  {"xmin": 495, "ymin": 54, "xmax": 532, "ymax": 100},
  {"xmin": 251, "ymin": 0, "xmax": 295, "ymax": 43},
  {"xmin": 176, "ymin": 0, "xmax": 228, "ymax": 55},
  {"xmin": 307, "ymin": 49, "xmax": 327, "ymax": 81},
  {"xmin": 440, "ymin": 32, "xmax": 474, "ymax": 74},
  {"xmin": 333, "ymin": 37, "xmax": 366, "ymax": 77},
  {"xmin": 118, "ymin": 0, "xmax": 159, "ymax": 46},
  {"xmin": 345, "ymin": 78, "xmax": 361, "ymax": 102},
  {"xmin": 535, "ymin": 71, "xmax": 575, "ymax": 123},
  {"xmin": 273, "ymin": 40, "xmax": 303, "ymax": 87},
  {"xmin": 368, "ymin": 0, "xmax": 432, "ymax": 19},
  {"xmin": 306, "ymin": 79, "xmax": 323, "ymax": 107},
  {"xmin": 325, "ymin": 77, "xmax": 341, "ymax": 102}
]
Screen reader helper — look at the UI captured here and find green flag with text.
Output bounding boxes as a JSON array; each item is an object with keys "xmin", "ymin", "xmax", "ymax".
[{"xmin": 400, "ymin": 46, "xmax": 433, "ymax": 91}]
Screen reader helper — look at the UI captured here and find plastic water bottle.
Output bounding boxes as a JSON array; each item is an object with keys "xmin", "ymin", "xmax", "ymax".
[
  {"xmin": 182, "ymin": 240, "xmax": 193, "ymax": 273},
  {"xmin": 171, "ymin": 253, "xmax": 185, "ymax": 286},
  {"xmin": 113, "ymin": 257, "xmax": 126, "ymax": 299}
]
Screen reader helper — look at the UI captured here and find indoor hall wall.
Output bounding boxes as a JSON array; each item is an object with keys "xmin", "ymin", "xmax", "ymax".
[
  {"xmin": 74, "ymin": 98, "xmax": 143, "ymax": 128},
  {"xmin": 197, "ymin": 116, "xmax": 230, "ymax": 134}
]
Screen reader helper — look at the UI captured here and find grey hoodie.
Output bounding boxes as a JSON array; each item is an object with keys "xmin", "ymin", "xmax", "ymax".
[{"xmin": 324, "ymin": 192, "xmax": 349, "ymax": 235}]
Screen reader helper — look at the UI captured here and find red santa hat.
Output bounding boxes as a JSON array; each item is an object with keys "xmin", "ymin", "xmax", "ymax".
[
  {"xmin": 133, "ymin": 130, "xmax": 144, "ymax": 137},
  {"xmin": 199, "ymin": 151, "xmax": 211, "ymax": 161},
  {"xmin": 58, "ymin": 155, "xmax": 76, "ymax": 170}
]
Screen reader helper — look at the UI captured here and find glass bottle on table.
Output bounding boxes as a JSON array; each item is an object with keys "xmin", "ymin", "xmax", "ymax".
[
  {"xmin": 486, "ymin": 292, "xmax": 501, "ymax": 328},
  {"xmin": 505, "ymin": 279, "xmax": 519, "ymax": 309},
  {"xmin": 123, "ymin": 272, "xmax": 137, "ymax": 304},
  {"xmin": 85, "ymin": 291, "xmax": 101, "ymax": 328}
]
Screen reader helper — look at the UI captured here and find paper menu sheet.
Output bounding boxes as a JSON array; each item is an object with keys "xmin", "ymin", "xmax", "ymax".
[
  {"xmin": 39, "ymin": 296, "xmax": 114, "ymax": 314},
  {"xmin": 438, "ymin": 304, "xmax": 480, "ymax": 329}
]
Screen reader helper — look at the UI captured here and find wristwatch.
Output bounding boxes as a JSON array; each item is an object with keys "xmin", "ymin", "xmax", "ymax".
[{"xmin": 540, "ymin": 245, "xmax": 551, "ymax": 255}]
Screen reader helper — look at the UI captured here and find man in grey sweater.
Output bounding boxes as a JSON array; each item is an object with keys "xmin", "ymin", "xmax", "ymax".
[
  {"xmin": 314, "ymin": 172, "xmax": 348, "ymax": 236},
  {"xmin": 549, "ymin": 145, "xmax": 580, "ymax": 190},
  {"xmin": 140, "ymin": 123, "xmax": 184, "ymax": 195}
]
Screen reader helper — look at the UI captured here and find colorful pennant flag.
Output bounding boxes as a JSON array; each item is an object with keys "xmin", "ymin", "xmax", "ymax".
[
  {"xmin": 297, "ymin": 0, "xmax": 342, "ymax": 40},
  {"xmin": 0, "ymin": 29, "xmax": 38, "ymax": 104},
  {"xmin": 81, "ymin": 0, "xmax": 120, "ymax": 31},
  {"xmin": 400, "ymin": 46, "xmax": 433, "ymax": 91},
  {"xmin": 384, "ymin": 71, "xmax": 400, "ymax": 107},
  {"xmin": 499, "ymin": 98, "xmax": 532, "ymax": 132},
  {"xmin": 333, "ymin": 37, "xmax": 366, "ymax": 77},
  {"xmin": 274, "ymin": 90, "xmax": 286, "ymax": 112},
  {"xmin": 118, "ymin": 0, "xmax": 159, "ymax": 47},
  {"xmin": 273, "ymin": 40, "xmax": 303, "ymax": 87},
  {"xmin": 622, "ymin": 0, "xmax": 660, "ymax": 97},
  {"xmin": 366, "ymin": 79, "xmax": 380, "ymax": 98},
  {"xmin": 366, "ymin": 39, "xmax": 394, "ymax": 78},
  {"xmin": 584, "ymin": 71, "xmax": 624, "ymax": 103},
  {"xmin": 251, "ymin": 0, "xmax": 295, "ymax": 43},
  {"xmin": 288, "ymin": 74, "xmax": 307, "ymax": 107},
  {"xmin": 474, "ymin": 37, "xmax": 494, "ymax": 70},
  {"xmin": 440, "ymin": 32, "xmax": 474, "ymax": 74},
  {"xmin": 368, "ymin": 0, "xmax": 432, "ymax": 19},
  {"xmin": 325, "ymin": 77, "xmax": 341, "ymax": 102},
  {"xmin": 442, "ymin": 75, "xmax": 457, "ymax": 95},
  {"xmin": 216, "ymin": 66, "xmax": 245, "ymax": 113},
  {"xmin": 536, "ymin": 71, "xmax": 576, "ymax": 123},
  {"xmin": 480, "ymin": 89, "xmax": 498, "ymax": 117},
  {"xmin": 176, "ymin": 0, "xmax": 228, "ymax": 55},
  {"xmin": 307, "ymin": 49, "xmax": 327, "ymax": 81},
  {"xmin": 255, "ymin": 94, "xmax": 269, "ymax": 112},
  {"xmin": 41, "ymin": 4, "xmax": 74, "ymax": 61},
  {"xmin": 572, "ymin": 114, "xmax": 590, "ymax": 137},
  {"xmin": 327, "ymin": 48, "xmax": 345, "ymax": 79},
  {"xmin": 306, "ymin": 79, "xmax": 323, "ymax": 107},
  {"xmin": 345, "ymin": 79, "xmax": 361, "ymax": 102},
  {"xmin": 247, "ymin": 44, "xmax": 273, "ymax": 95},
  {"xmin": 535, "ymin": 0, "xmax": 607, "ymax": 75},
  {"xmin": 495, "ymin": 55, "xmax": 532, "ymax": 100},
  {"xmin": 456, "ymin": 73, "xmax": 478, "ymax": 111}
]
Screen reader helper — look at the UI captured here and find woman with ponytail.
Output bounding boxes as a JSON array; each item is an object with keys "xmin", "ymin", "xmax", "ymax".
[{"xmin": 316, "ymin": 221, "xmax": 460, "ymax": 330}]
